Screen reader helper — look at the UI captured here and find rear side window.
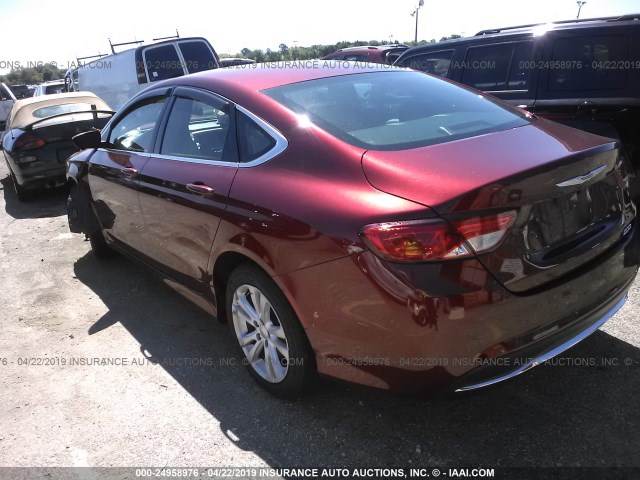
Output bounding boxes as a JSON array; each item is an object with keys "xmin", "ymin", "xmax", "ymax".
[
  {"xmin": 549, "ymin": 35, "xmax": 629, "ymax": 91},
  {"xmin": 237, "ymin": 111, "xmax": 276, "ymax": 162},
  {"xmin": 179, "ymin": 41, "xmax": 217, "ymax": 73},
  {"xmin": 264, "ymin": 70, "xmax": 529, "ymax": 151},
  {"xmin": 461, "ymin": 42, "xmax": 534, "ymax": 91},
  {"xmin": 144, "ymin": 45, "xmax": 184, "ymax": 82},
  {"xmin": 108, "ymin": 97, "xmax": 167, "ymax": 152},
  {"xmin": 402, "ymin": 50, "xmax": 454, "ymax": 77}
]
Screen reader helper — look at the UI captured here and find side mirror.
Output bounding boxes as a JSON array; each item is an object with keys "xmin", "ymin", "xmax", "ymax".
[{"xmin": 73, "ymin": 129, "xmax": 103, "ymax": 150}]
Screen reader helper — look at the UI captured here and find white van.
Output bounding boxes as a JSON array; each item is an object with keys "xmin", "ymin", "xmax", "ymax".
[
  {"xmin": 65, "ymin": 37, "xmax": 220, "ymax": 111},
  {"xmin": 0, "ymin": 82, "xmax": 17, "ymax": 133}
]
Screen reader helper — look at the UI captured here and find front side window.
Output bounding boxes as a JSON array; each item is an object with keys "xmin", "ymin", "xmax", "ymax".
[
  {"xmin": 549, "ymin": 35, "xmax": 629, "ymax": 91},
  {"xmin": 0, "ymin": 83, "xmax": 13, "ymax": 100},
  {"xmin": 402, "ymin": 50, "xmax": 455, "ymax": 77},
  {"xmin": 144, "ymin": 45, "xmax": 184, "ymax": 82},
  {"xmin": 179, "ymin": 41, "xmax": 217, "ymax": 73},
  {"xmin": 264, "ymin": 70, "xmax": 529, "ymax": 151},
  {"xmin": 160, "ymin": 96, "xmax": 231, "ymax": 161},
  {"xmin": 108, "ymin": 97, "xmax": 167, "ymax": 152}
]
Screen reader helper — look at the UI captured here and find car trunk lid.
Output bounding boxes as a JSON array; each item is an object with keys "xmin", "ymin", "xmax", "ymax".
[{"xmin": 362, "ymin": 121, "xmax": 634, "ymax": 293}]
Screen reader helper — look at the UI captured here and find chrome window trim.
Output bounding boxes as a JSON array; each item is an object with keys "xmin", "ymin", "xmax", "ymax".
[
  {"xmin": 235, "ymin": 105, "xmax": 288, "ymax": 168},
  {"xmin": 100, "ymin": 148, "xmax": 154, "ymax": 158},
  {"xmin": 152, "ymin": 153, "xmax": 238, "ymax": 167},
  {"xmin": 100, "ymin": 97, "xmax": 288, "ymax": 168}
]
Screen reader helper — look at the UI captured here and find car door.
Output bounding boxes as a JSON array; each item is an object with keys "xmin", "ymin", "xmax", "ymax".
[
  {"xmin": 136, "ymin": 87, "xmax": 238, "ymax": 292},
  {"xmin": 0, "ymin": 83, "xmax": 16, "ymax": 131},
  {"xmin": 457, "ymin": 40, "xmax": 542, "ymax": 109},
  {"xmin": 88, "ymin": 88, "xmax": 171, "ymax": 255},
  {"xmin": 533, "ymin": 31, "xmax": 632, "ymax": 124}
]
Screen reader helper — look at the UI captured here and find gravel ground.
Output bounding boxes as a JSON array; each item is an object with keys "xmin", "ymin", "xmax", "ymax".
[{"xmin": 0, "ymin": 160, "xmax": 639, "ymax": 473}]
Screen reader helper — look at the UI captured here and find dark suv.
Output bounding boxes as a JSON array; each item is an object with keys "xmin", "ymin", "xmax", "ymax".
[
  {"xmin": 395, "ymin": 14, "xmax": 640, "ymax": 194},
  {"xmin": 323, "ymin": 44, "xmax": 409, "ymax": 65}
]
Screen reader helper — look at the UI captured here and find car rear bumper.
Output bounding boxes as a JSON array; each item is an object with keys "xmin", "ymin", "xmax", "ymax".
[
  {"xmin": 276, "ymin": 222, "xmax": 639, "ymax": 394},
  {"xmin": 452, "ymin": 286, "xmax": 628, "ymax": 392},
  {"xmin": 9, "ymin": 158, "xmax": 66, "ymax": 190}
]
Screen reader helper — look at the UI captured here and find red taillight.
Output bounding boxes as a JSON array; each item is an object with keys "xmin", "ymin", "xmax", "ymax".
[
  {"xmin": 15, "ymin": 132, "xmax": 45, "ymax": 151},
  {"xmin": 360, "ymin": 211, "xmax": 517, "ymax": 262}
]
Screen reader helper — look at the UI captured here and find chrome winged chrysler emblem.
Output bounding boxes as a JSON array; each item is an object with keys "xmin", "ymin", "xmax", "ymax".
[{"xmin": 556, "ymin": 165, "xmax": 607, "ymax": 187}]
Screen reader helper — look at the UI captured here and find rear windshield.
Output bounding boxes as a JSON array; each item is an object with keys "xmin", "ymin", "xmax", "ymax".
[
  {"xmin": 263, "ymin": 70, "xmax": 529, "ymax": 151},
  {"xmin": 179, "ymin": 41, "xmax": 217, "ymax": 73},
  {"xmin": 33, "ymin": 103, "xmax": 98, "ymax": 118},
  {"xmin": 44, "ymin": 83, "xmax": 65, "ymax": 95}
]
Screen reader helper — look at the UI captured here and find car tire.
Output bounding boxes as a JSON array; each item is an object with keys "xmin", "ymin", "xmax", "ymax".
[
  {"xmin": 11, "ymin": 173, "xmax": 32, "ymax": 202},
  {"xmin": 89, "ymin": 230, "xmax": 114, "ymax": 259},
  {"xmin": 226, "ymin": 264, "xmax": 316, "ymax": 398}
]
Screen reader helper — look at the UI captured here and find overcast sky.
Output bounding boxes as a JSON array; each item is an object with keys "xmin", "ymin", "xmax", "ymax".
[{"xmin": 0, "ymin": 0, "xmax": 638, "ymax": 74}]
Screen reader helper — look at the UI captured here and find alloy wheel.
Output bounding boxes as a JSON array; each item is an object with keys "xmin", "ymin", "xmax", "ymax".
[{"xmin": 231, "ymin": 284, "xmax": 290, "ymax": 383}]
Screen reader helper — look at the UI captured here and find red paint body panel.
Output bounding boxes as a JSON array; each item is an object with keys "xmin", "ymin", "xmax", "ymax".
[
  {"xmin": 362, "ymin": 119, "xmax": 617, "ymax": 213},
  {"xmin": 71, "ymin": 65, "xmax": 639, "ymax": 394}
]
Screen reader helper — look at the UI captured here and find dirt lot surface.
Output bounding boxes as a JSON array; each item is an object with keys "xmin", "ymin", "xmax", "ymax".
[{"xmin": 1, "ymin": 160, "xmax": 639, "ymax": 473}]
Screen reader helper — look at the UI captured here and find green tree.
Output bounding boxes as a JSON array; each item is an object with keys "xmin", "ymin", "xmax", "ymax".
[
  {"xmin": 278, "ymin": 43, "xmax": 289, "ymax": 60},
  {"xmin": 0, "ymin": 65, "xmax": 66, "ymax": 85}
]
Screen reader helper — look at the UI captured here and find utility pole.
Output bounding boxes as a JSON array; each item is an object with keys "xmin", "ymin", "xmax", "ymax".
[
  {"xmin": 576, "ymin": 1, "xmax": 586, "ymax": 19},
  {"xmin": 411, "ymin": 0, "xmax": 425, "ymax": 43}
]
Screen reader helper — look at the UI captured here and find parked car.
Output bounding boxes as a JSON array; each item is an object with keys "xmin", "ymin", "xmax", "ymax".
[
  {"xmin": 220, "ymin": 58, "xmax": 257, "ymax": 67},
  {"xmin": 0, "ymin": 82, "xmax": 17, "ymax": 132},
  {"xmin": 2, "ymin": 92, "xmax": 113, "ymax": 200},
  {"xmin": 394, "ymin": 14, "xmax": 640, "ymax": 197},
  {"xmin": 9, "ymin": 84, "xmax": 33, "ymax": 99},
  {"xmin": 67, "ymin": 63, "xmax": 638, "ymax": 398},
  {"xmin": 323, "ymin": 44, "xmax": 409, "ymax": 64},
  {"xmin": 33, "ymin": 80, "xmax": 67, "ymax": 96},
  {"xmin": 65, "ymin": 37, "xmax": 220, "ymax": 111}
]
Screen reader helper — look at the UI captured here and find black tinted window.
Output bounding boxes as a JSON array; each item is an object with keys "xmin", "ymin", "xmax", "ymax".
[
  {"xmin": 461, "ymin": 42, "xmax": 533, "ymax": 91},
  {"xmin": 0, "ymin": 84, "xmax": 12, "ymax": 100},
  {"xmin": 344, "ymin": 55, "xmax": 368, "ymax": 62},
  {"xmin": 144, "ymin": 45, "xmax": 184, "ymax": 82},
  {"xmin": 108, "ymin": 98, "xmax": 167, "ymax": 152},
  {"xmin": 179, "ymin": 41, "xmax": 217, "ymax": 73},
  {"xmin": 45, "ymin": 83, "xmax": 65, "ymax": 95},
  {"xmin": 507, "ymin": 43, "xmax": 534, "ymax": 90},
  {"xmin": 161, "ymin": 97, "xmax": 231, "ymax": 161},
  {"xmin": 549, "ymin": 35, "xmax": 629, "ymax": 91},
  {"xmin": 402, "ymin": 50, "xmax": 454, "ymax": 77},
  {"xmin": 265, "ymin": 71, "xmax": 529, "ymax": 151},
  {"xmin": 237, "ymin": 111, "xmax": 276, "ymax": 162}
]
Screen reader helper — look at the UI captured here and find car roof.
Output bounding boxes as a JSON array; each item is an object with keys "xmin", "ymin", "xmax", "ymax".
[
  {"xmin": 153, "ymin": 61, "xmax": 399, "ymax": 93},
  {"xmin": 9, "ymin": 92, "xmax": 111, "ymax": 129},
  {"xmin": 474, "ymin": 13, "xmax": 640, "ymax": 36},
  {"xmin": 399, "ymin": 14, "xmax": 640, "ymax": 57},
  {"xmin": 38, "ymin": 79, "xmax": 66, "ymax": 85},
  {"xmin": 335, "ymin": 44, "xmax": 409, "ymax": 52}
]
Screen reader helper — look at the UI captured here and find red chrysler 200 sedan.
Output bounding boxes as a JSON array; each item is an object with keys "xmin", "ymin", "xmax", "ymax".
[{"xmin": 67, "ymin": 62, "xmax": 638, "ymax": 398}]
